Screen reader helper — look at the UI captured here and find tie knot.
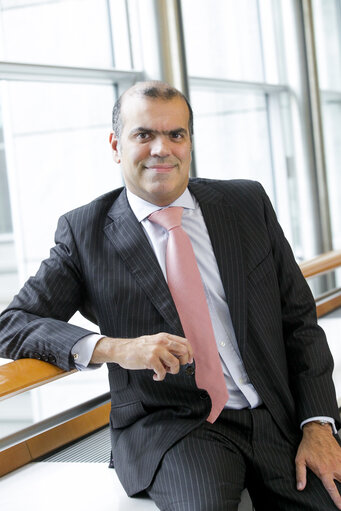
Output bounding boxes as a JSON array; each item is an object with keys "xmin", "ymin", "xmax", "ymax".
[{"xmin": 148, "ymin": 206, "xmax": 183, "ymax": 231}]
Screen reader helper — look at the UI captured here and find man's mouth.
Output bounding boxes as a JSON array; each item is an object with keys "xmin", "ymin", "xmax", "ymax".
[{"xmin": 145, "ymin": 164, "xmax": 176, "ymax": 173}]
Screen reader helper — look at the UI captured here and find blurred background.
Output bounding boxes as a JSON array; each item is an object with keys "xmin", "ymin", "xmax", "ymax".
[{"xmin": 0, "ymin": 0, "xmax": 340, "ymax": 437}]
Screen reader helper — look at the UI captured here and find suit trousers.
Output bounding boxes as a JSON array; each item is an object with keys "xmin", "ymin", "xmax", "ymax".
[{"xmin": 146, "ymin": 406, "xmax": 340, "ymax": 511}]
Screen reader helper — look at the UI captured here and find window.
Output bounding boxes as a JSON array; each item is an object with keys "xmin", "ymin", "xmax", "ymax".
[
  {"xmin": 0, "ymin": 0, "xmax": 113, "ymax": 68},
  {"xmin": 0, "ymin": 0, "xmax": 143, "ymax": 435},
  {"xmin": 312, "ymin": 0, "xmax": 341, "ymax": 250},
  {"xmin": 0, "ymin": 0, "xmax": 142, "ymax": 292},
  {"xmin": 181, "ymin": 0, "xmax": 321, "ymax": 260}
]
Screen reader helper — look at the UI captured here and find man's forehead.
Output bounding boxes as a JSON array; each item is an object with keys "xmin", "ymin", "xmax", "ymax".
[
  {"xmin": 121, "ymin": 93, "xmax": 188, "ymax": 117},
  {"xmin": 120, "ymin": 94, "xmax": 189, "ymax": 130}
]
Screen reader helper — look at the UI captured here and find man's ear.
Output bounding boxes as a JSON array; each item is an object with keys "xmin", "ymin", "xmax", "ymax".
[{"xmin": 109, "ymin": 132, "xmax": 121, "ymax": 163}]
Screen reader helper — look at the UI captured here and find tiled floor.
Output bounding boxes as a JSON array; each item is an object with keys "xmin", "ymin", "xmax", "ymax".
[
  {"xmin": 1, "ymin": 461, "xmax": 254, "ymax": 510},
  {"xmin": 1, "ymin": 462, "xmax": 158, "ymax": 511}
]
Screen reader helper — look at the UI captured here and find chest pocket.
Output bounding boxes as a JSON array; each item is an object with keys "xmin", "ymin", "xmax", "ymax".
[{"xmin": 247, "ymin": 249, "xmax": 275, "ymax": 285}]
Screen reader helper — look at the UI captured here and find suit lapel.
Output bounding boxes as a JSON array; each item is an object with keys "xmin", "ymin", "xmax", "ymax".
[
  {"xmin": 103, "ymin": 190, "xmax": 183, "ymax": 336},
  {"xmin": 189, "ymin": 181, "xmax": 247, "ymax": 355}
]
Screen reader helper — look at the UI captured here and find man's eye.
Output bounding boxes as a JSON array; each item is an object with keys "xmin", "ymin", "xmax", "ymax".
[
  {"xmin": 136, "ymin": 132, "xmax": 150, "ymax": 140},
  {"xmin": 171, "ymin": 132, "xmax": 184, "ymax": 140}
]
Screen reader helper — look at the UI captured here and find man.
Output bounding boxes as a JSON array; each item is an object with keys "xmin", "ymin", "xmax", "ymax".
[{"xmin": 1, "ymin": 81, "xmax": 341, "ymax": 510}]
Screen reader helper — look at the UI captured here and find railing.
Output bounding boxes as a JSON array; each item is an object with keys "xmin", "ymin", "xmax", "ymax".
[
  {"xmin": 0, "ymin": 359, "xmax": 74, "ymax": 401},
  {"xmin": 0, "ymin": 362, "xmax": 110, "ymax": 476},
  {"xmin": 300, "ymin": 250, "xmax": 341, "ymax": 317},
  {"xmin": 300, "ymin": 250, "xmax": 341, "ymax": 279},
  {"xmin": 0, "ymin": 249, "xmax": 340, "ymax": 476}
]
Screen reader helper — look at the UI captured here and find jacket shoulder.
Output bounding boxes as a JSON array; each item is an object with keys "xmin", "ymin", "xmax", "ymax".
[
  {"xmin": 190, "ymin": 176, "xmax": 262, "ymax": 189},
  {"xmin": 189, "ymin": 177, "xmax": 266, "ymax": 205},
  {"xmin": 62, "ymin": 187, "xmax": 125, "ymax": 224}
]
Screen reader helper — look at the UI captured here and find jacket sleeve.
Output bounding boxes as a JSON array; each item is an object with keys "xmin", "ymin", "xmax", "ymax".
[
  {"xmin": 258, "ymin": 182, "xmax": 340, "ymax": 428},
  {"xmin": 0, "ymin": 215, "xmax": 96, "ymax": 371}
]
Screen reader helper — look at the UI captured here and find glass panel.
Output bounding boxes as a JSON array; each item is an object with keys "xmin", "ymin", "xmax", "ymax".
[
  {"xmin": 181, "ymin": 0, "xmax": 288, "ymax": 84},
  {"xmin": 313, "ymin": 0, "xmax": 341, "ymax": 90},
  {"xmin": 0, "ymin": 79, "xmax": 116, "ymax": 425},
  {"xmin": 321, "ymin": 94, "xmax": 341, "ymax": 249},
  {"xmin": 181, "ymin": 0, "xmax": 264, "ymax": 82},
  {"xmin": 0, "ymin": 0, "xmax": 114, "ymax": 68},
  {"xmin": 313, "ymin": 0, "xmax": 341, "ymax": 252},
  {"xmin": 258, "ymin": 0, "xmax": 286, "ymax": 84},
  {"xmin": 0, "ymin": 99, "xmax": 12, "ymax": 234},
  {"xmin": 182, "ymin": 1, "xmax": 310, "ymax": 256},
  {"xmin": 190, "ymin": 85, "xmax": 275, "ymax": 200},
  {"xmin": 189, "ymin": 83, "xmax": 304, "ymax": 255},
  {"xmin": 4, "ymin": 81, "xmax": 118, "ymax": 271},
  {"xmin": 109, "ymin": 0, "xmax": 132, "ymax": 70},
  {"xmin": 0, "ymin": 149, "xmax": 12, "ymax": 234},
  {"xmin": 307, "ymin": 270, "xmax": 339, "ymax": 298},
  {"xmin": 0, "ymin": 238, "xmax": 19, "ymax": 314}
]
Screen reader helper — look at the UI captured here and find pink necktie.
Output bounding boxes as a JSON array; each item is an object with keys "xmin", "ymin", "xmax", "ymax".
[{"xmin": 149, "ymin": 206, "xmax": 228, "ymax": 423}]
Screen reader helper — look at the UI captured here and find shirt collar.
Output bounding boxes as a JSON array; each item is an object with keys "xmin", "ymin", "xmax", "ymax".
[{"xmin": 126, "ymin": 188, "xmax": 195, "ymax": 223}]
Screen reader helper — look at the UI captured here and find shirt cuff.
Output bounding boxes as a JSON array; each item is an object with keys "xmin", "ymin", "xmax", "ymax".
[
  {"xmin": 300, "ymin": 416, "xmax": 337, "ymax": 434},
  {"xmin": 71, "ymin": 334, "xmax": 105, "ymax": 370}
]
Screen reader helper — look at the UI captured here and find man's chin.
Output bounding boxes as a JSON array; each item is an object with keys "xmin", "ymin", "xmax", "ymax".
[{"xmin": 144, "ymin": 183, "xmax": 186, "ymax": 206}]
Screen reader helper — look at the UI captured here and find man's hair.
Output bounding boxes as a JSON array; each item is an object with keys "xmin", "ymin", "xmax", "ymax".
[{"xmin": 112, "ymin": 81, "xmax": 194, "ymax": 141}]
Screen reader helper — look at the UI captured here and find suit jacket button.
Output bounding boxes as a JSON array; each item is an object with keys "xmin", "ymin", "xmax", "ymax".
[
  {"xmin": 42, "ymin": 354, "xmax": 49, "ymax": 362},
  {"xmin": 200, "ymin": 391, "xmax": 208, "ymax": 400},
  {"xmin": 33, "ymin": 352, "xmax": 42, "ymax": 360},
  {"xmin": 185, "ymin": 366, "xmax": 195, "ymax": 376},
  {"xmin": 48, "ymin": 354, "xmax": 56, "ymax": 364}
]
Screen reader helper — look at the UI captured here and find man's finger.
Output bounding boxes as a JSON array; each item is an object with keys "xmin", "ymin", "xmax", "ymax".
[
  {"xmin": 160, "ymin": 351, "xmax": 180, "ymax": 375},
  {"xmin": 295, "ymin": 460, "xmax": 307, "ymax": 491},
  {"xmin": 321, "ymin": 476, "xmax": 341, "ymax": 510},
  {"xmin": 151, "ymin": 359, "xmax": 167, "ymax": 381},
  {"xmin": 164, "ymin": 334, "xmax": 193, "ymax": 363},
  {"xmin": 177, "ymin": 352, "xmax": 191, "ymax": 366}
]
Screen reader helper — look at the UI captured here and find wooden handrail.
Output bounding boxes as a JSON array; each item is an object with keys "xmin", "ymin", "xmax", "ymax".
[
  {"xmin": 0, "ymin": 250, "xmax": 340, "ymax": 403},
  {"xmin": 300, "ymin": 250, "xmax": 341, "ymax": 279},
  {"xmin": 299, "ymin": 249, "xmax": 341, "ymax": 318},
  {"xmin": 0, "ymin": 402, "xmax": 111, "ymax": 477},
  {"xmin": 0, "ymin": 359, "xmax": 74, "ymax": 401}
]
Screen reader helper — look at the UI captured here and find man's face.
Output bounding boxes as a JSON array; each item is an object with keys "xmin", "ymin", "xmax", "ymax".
[{"xmin": 110, "ymin": 95, "xmax": 192, "ymax": 206}]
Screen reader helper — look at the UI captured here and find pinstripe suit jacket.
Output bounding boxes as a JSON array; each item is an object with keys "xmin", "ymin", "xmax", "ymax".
[{"xmin": 0, "ymin": 178, "xmax": 339, "ymax": 495}]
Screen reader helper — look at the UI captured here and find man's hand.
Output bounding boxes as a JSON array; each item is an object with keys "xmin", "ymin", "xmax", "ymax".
[
  {"xmin": 295, "ymin": 421, "xmax": 341, "ymax": 509},
  {"xmin": 90, "ymin": 333, "xmax": 193, "ymax": 381}
]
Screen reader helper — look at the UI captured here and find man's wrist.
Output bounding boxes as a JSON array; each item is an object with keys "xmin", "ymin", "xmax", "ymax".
[
  {"xmin": 300, "ymin": 416, "xmax": 337, "ymax": 434},
  {"xmin": 90, "ymin": 336, "xmax": 121, "ymax": 364},
  {"xmin": 302, "ymin": 420, "xmax": 333, "ymax": 434}
]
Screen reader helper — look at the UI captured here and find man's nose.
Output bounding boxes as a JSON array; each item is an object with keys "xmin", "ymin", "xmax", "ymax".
[{"xmin": 150, "ymin": 136, "xmax": 171, "ymax": 157}]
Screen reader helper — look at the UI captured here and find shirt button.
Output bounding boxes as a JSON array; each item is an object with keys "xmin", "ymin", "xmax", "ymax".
[
  {"xmin": 185, "ymin": 366, "xmax": 195, "ymax": 376},
  {"xmin": 220, "ymin": 341, "xmax": 226, "ymax": 347},
  {"xmin": 73, "ymin": 353, "xmax": 79, "ymax": 361}
]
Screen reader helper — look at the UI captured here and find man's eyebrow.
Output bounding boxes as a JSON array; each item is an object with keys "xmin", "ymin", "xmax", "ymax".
[
  {"xmin": 129, "ymin": 127, "xmax": 188, "ymax": 136},
  {"xmin": 168, "ymin": 128, "xmax": 188, "ymax": 136},
  {"xmin": 129, "ymin": 127, "xmax": 154, "ymax": 136}
]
